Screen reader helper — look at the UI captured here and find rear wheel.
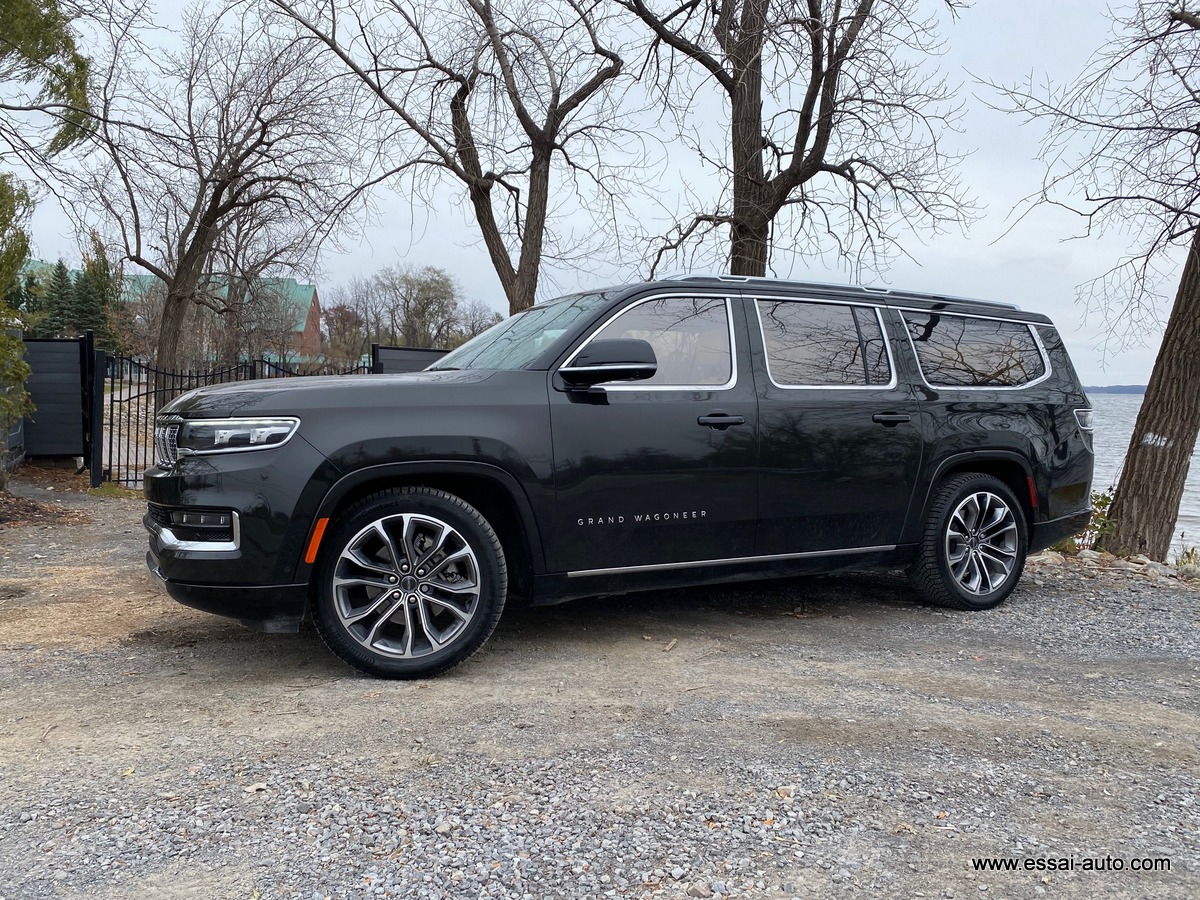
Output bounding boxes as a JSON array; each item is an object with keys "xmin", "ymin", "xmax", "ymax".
[
  {"xmin": 907, "ymin": 473, "xmax": 1027, "ymax": 610},
  {"xmin": 312, "ymin": 487, "xmax": 507, "ymax": 678}
]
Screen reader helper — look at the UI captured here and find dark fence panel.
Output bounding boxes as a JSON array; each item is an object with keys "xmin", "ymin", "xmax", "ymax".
[
  {"xmin": 22, "ymin": 336, "xmax": 89, "ymax": 457},
  {"xmin": 372, "ymin": 344, "xmax": 448, "ymax": 374}
]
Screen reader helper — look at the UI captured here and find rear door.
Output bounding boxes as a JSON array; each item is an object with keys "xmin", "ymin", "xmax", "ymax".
[{"xmin": 748, "ymin": 294, "xmax": 923, "ymax": 555}]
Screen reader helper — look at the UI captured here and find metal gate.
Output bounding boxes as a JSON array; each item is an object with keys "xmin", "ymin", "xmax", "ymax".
[{"xmin": 100, "ymin": 356, "xmax": 376, "ymax": 488}]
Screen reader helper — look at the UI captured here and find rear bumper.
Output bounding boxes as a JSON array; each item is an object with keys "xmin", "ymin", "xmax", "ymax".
[
  {"xmin": 1029, "ymin": 509, "xmax": 1092, "ymax": 553},
  {"xmin": 147, "ymin": 553, "xmax": 307, "ymax": 633}
]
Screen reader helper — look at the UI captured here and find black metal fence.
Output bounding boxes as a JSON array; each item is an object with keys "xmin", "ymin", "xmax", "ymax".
[{"xmin": 100, "ymin": 351, "xmax": 393, "ymax": 488}]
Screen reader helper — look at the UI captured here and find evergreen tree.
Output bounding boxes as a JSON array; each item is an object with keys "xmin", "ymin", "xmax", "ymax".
[
  {"xmin": 69, "ymin": 268, "xmax": 100, "ymax": 336},
  {"xmin": 78, "ymin": 232, "xmax": 122, "ymax": 349},
  {"xmin": 43, "ymin": 259, "xmax": 72, "ymax": 337}
]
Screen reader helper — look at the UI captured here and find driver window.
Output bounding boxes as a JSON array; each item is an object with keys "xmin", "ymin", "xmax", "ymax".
[{"xmin": 591, "ymin": 296, "xmax": 732, "ymax": 387}]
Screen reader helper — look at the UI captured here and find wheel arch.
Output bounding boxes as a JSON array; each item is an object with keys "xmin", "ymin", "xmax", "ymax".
[
  {"xmin": 299, "ymin": 461, "xmax": 544, "ymax": 603},
  {"xmin": 904, "ymin": 451, "xmax": 1036, "ymax": 545}
]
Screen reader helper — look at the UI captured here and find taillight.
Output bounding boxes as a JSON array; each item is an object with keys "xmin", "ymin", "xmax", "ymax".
[{"xmin": 1074, "ymin": 408, "xmax": 1094, "ymax": 432}]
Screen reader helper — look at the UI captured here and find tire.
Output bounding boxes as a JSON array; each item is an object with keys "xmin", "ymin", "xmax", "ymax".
[
  {"xmin": 907, "ymin": 473, "xmax": 1028, "ymax": 611},
  {"xmin": 312, "ymin": 487, "xmax": 507, "ymax": 678}
]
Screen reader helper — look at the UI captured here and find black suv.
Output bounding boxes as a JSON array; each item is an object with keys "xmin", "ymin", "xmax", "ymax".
[{"xmin": 144, "ymin": 276, "xmax": 1094, "ymax": 678}]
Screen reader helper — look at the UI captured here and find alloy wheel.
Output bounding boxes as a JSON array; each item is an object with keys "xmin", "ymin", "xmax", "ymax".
[
  {"xmin": 943, "ymin": 490, "xmax": 1019, "ymax": 595},
  {"xmin": 331, "ymin": 513, "xmax": 481, "ymax": 659}
]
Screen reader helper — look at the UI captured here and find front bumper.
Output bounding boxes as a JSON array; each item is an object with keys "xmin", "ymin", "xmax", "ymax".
[{"xmin": 146, "ymin": 553, "xmax": 307, "ymax": 632}]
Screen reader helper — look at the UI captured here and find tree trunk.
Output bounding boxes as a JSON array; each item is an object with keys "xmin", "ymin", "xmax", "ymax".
[
  {"xmin": 729, "ymin": 212, "xmax": 770, "ymax": 276},
  {"xmin": 1099, "ymin": 230, "xmax": 1200, "ymax": 559},
  {"xmin": 725, "ymin": 0, "xmax": 770, "ymax": 277},
  {"xmin": 156, "ymin": 287, "xmax": 191, "ymax": 373}
]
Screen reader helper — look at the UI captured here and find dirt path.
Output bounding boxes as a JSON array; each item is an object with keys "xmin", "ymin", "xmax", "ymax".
[{"xmin": 1, "ymin": 470, "xmax": 1197, "ymax": 899}]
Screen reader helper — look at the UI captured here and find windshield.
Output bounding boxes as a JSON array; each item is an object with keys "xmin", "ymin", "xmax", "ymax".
[{"xmin": 429, "ymin": 290, "xmax": 617, "ymax": 371}]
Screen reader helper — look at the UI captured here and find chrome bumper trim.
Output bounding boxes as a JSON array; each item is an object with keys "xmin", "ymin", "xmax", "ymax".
[{"xmin": 145, "ymin": 510, "xmax": 241, "ymax": 552}]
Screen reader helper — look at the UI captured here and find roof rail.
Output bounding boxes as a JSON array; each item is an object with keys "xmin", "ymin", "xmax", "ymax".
[{"xmin": 654, "ymin": 274, "xmax": 1020, "ymax": 310}]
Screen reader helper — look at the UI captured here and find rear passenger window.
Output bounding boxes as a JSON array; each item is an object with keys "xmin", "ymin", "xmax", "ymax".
[
  {"xmin": 591, "ymin": 296, "xmax": 732, "ymax": 386},
  {"xmin": 756, "ymin": 300, "xmax": 891, "ymax": 387},
  {"xmin": 902, "ymin": 313, "xmax": 1045, "ymax": 387}
]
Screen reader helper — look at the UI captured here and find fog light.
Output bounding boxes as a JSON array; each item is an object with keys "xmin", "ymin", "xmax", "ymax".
[{"xmin": 171, "ymin": 510, "xmax": 233, "ymax": 528}]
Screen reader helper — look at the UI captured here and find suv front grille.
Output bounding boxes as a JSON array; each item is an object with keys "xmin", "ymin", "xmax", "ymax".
[{"xmin": 154, "ymin": 419, "xmax": 181, "ymax": 467}]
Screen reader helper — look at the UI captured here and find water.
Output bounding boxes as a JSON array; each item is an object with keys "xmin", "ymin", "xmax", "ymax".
[{"xmin": 1089, "ymin": 393, "xmax": 1200, "ymax": 554}]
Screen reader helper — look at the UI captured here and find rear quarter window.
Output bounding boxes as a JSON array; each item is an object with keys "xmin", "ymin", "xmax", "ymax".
[{"xmin": 902, "ymin": 312, "xmax": 1046, "ymax": 387}]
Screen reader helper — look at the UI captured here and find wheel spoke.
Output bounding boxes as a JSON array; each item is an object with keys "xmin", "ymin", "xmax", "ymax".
[
  {"xmin": 340, "ymin": 591, "xmax": 393, "ymax": 626},
  {"xmin": 416, "ymin": 599, "xmax": 450, "ymax": 649},
  {"xmin": 425, "ymin": 594, "xmax": 472, "ymax": 622},
  {"xmin": 346, "ymin": 549, "xmax": 395, "ymax": 578},
  {"xmin": 374, "ymin": 521, "xmax": 409, "ymax": 571},
  {"xmin": 364, "ymin": 595, "xmax": 407, "ymax": 647},
  {"xmin": 414, "ymin": 522, "xmax": 452, "ymax": 570},
  {"xmin": 427, "ymin": 546, "xmax": 473, "ymax": 577},
  {"xmin": 333, "ymin": 574, "xmax": 392, "ymax": 591}
]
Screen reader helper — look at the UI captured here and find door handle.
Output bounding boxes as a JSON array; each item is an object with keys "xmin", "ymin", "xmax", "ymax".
[
  {"xmin": 698, "ymin": 413, "xmax": 746, "ymax": 430},
  {"xmin": 872, "ymin": 412, "xmax": 911, "ymax": 427}
]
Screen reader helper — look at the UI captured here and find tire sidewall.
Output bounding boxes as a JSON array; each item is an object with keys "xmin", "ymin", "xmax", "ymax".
[{"xmin": 312, "ymin": 488, "xmax": 506, "ymax": 678}]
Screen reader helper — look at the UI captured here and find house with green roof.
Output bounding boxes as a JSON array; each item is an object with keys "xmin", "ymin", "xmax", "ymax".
[{"xmin": 22, "ymin": 261, "xmax": 323, "ymax": 364}]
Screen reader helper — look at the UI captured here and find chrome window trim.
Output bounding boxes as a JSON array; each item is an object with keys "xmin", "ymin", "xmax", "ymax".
[
  {"xmin": 146, "ymin": 510, "xmax": 241, "ymax": 552},
  {"xmin": 560, "ymin": 293, "xmax": 738, "ymax": 392},
  {"xmin": 900, "ymin": 310, "xmax": 1052, "ymax": 392},
  {"xmin": 751, "ymin": 296, "xmax": 898, "ymax": 391},
  {"xmin": 567, "ymin": 543, "xmax": 897, "ymax": 578}
]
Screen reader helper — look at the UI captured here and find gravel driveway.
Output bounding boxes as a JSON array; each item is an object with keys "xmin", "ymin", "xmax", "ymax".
[{"xmin": 1, "ymin": 472, "xmax": 1197, "ymax": 900}]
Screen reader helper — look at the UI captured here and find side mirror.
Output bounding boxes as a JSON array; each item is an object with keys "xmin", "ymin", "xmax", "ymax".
[{"xmin": 559, "ymin": 338, "xmax": 658, "ymax": 388}]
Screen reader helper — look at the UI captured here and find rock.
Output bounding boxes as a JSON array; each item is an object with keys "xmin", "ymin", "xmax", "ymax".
[
  {"xmin": 1178, "ymin": 564, "xmax": 1200, "ymax": 581},
  {"xmin": 1077, "ymin": 549, "xmax": 1102, "ymax": 560},
  {"xmin": 1031, "ymin": 551, "xmax": 1065, "ymax": 565},
  {"xmin": 687, "ymin": 881, "xmax": 713, "ymax": 898},
  {"xmin": 1109, "ymin": 559, "xmax": 1140, "ymax": 571}
]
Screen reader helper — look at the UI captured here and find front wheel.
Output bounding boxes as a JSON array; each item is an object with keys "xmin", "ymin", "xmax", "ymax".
[
  {"xmin": 907, "ymin": 473, "xmax": 1028, "ymax": 610},
  {"xmin": 312, "ymin": 487, "xmax": 507, "ymax": 678}
]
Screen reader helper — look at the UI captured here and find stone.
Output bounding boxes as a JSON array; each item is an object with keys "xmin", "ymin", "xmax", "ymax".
[
  {"xmin": 1076, "ymin": 549, "xmax": 1102, "ymax": 560},
  {"xmin": 686, "ymin": 881, "xmax": 713, "ymax": 898}
]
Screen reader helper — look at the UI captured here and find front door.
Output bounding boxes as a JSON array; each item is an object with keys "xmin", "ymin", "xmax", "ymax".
[{"xmin": 549, "ymin": 293, "xmax": 759, "ymax": 574}]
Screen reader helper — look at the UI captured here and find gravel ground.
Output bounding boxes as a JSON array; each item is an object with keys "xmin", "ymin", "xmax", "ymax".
[{"xmin": 1, "ymin": 471, "xmax": 1198, "ymax": 900}]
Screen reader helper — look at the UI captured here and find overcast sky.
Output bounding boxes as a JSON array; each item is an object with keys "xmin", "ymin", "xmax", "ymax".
[{"xmin": 27, "ymin": 0, "xmax": 1172, "ymax": 384}]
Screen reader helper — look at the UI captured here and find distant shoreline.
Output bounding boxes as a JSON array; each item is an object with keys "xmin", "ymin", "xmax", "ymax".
[{"xmin": 1085, "ymin": 385, "xmax": 1146, "ymax": 394}]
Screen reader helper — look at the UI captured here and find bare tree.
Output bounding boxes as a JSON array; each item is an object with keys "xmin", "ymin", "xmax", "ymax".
[
  {"xmin": 268, "ymin": 0, "xmax": 645, "ymax": 314},
  {"xmin": 999, "ymin": 2, "xmax": 1200, "ymax": 560},
  {"xmin": 73, "ymin": 3, "xmax": 366, "ymax": 372},
  {"xmin": 623, "ymin": 0, "xmax": 971, "ymax": 276},
  {"xmin": 325, "ymin": 264, "xmax": 498, "ymax": 351},
  {"xmin": 456, "ymin": 297, "xmax": 503, "ymax": 343}
]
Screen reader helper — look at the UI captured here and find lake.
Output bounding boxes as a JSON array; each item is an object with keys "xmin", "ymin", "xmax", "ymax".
[{"xmin": 1089, "ymin": 392, "xmax": 1200, "ymax": 554}]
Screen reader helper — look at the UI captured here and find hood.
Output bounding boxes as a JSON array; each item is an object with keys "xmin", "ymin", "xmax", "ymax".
[{"xmin": 161, "ymin": 369, "xmax": 495, "ymax": 418}]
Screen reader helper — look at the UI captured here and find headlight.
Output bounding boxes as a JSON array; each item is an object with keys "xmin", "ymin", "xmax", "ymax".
[{"xmin": 174, "ymin": 417, "xmax": 300, "ymax": 456}]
